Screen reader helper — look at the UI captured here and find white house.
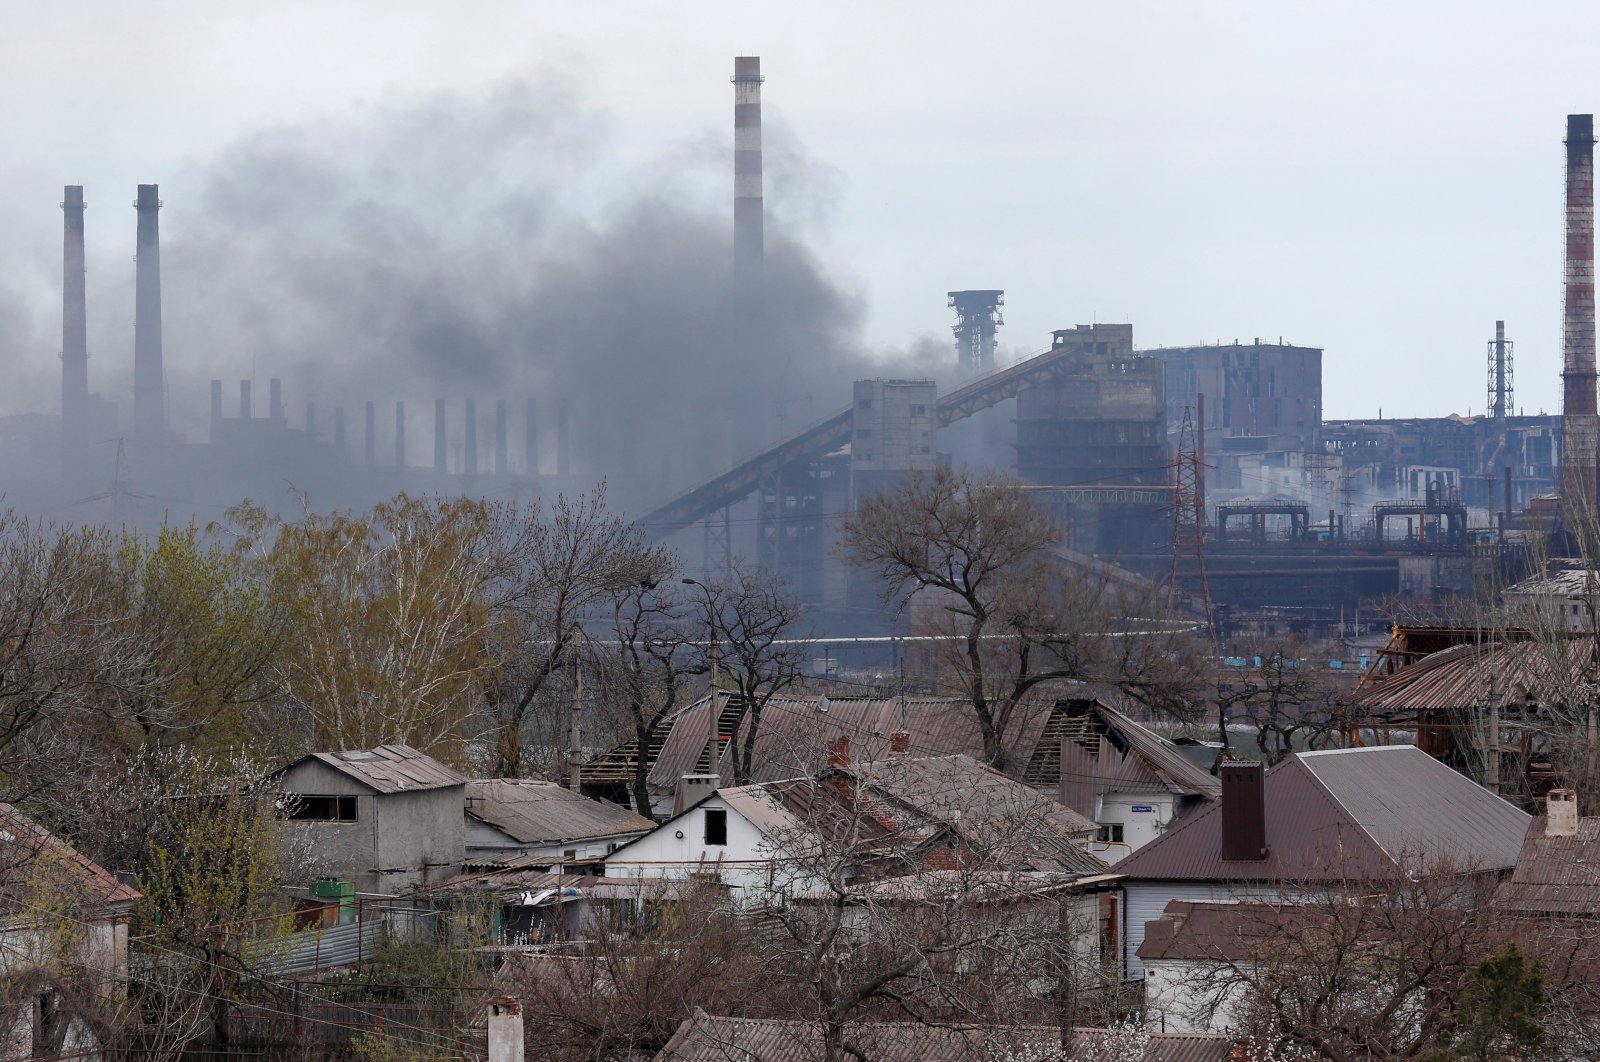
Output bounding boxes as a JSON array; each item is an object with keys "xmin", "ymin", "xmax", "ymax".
[{"xmin": 1137, "ymin": 899, "xmax": 1282, "ymax": 1034}]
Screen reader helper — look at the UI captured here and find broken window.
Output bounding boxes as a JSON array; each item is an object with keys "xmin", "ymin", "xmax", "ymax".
[
  {"xmin": 704, "ymin": 808, "xmax": 728, "ymax": 846},
  {"xmin": 284, "ymin": 795, "xmax": 359, "ymax": 822}
]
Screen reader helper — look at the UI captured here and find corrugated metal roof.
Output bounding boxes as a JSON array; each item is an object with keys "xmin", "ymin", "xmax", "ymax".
[
  {"xmin": 1114, "ymin": 746, "xmax": 1529, "ymax": 882},
  {"xmin": 1138, "ymin": 899, "xmax": 1310, "ymax": 962},
  {"xmin": 1061, "ymin": 696, "xmax": 1223, "ymax": 799},
  {"xmin": 466, "ymin": 779, "xmax": 654, "ymax": 846},
  {"xmin": 1358, "ymin": 638, "xmax": 1593, "ymax": 713},
  {"xmin": 655, "ymin": 1011, "xmax": 1233, "ymax": 1061},
  {"xmin": 304, "ymin": 744, "xmax": 467, "ymax": 794},
  {"xmin": 1495, "ymin": 816, "xmax": 1600, "ymax": 915},
  {"xmin": 643, "ymin": 692, "xmax": 1058, "ymax": 791}
]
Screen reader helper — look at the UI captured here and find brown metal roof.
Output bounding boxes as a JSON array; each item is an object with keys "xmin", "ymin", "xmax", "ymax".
[
  {"xmin": 304, "ymin": 744, "xmax": 468, "ymax": 793},
  {"xmin": 0, "ymin": 804, "xmax": 140, "ymax": 911},
  {"xmin": 1138, "ymin": 899, "xmax": 1313, "ymax": 962},
  {"xmin": 640, "ymin": 692, "xmax": 1059, "ymax": 791},
  {"xmin": 1495, "ymin": 816, "xmax": 1600, "ymax": 915},
  {"xmin": 1114, "ymin": 746, "xmax": 1529, "ymax": 882},
  {"xmin": 466, "ymin": 780, "xmax": 654, "ymax": 846},
  {"xmin": 1359, "ymin": 638, "xmax": 1594, "ymax": 714},
  {"xmin": 655, "ymin": 1011, "xmax": 1234, "ymax": 1061},
  {"xmin": 1059, "ymin": 696, "xmax": 1223, "ymax": 799}
]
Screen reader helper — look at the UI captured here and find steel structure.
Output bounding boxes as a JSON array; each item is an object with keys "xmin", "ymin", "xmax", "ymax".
[
  {"xmin": 1564, "ymin": 114, "xmax": 1597, "ymax": 511},
  {"xmin": 1167, "ymin": 404, "xmax": 1215, "ymax": 637},
  {"xmin": 1488, "ymin": 319, "xmax": 1514, "ymax": 419},
  {"xmin": 947, "ymin": 289, "xmax": 1004, "ymax": 371}
]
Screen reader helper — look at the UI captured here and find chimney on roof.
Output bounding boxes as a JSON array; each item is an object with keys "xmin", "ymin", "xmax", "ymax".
[
  {"xmin": 674, "ymin": 774, "xmax": 720, "ymax": 817},
  {"xmin": 828, "ymin": 735, "xmax": 851, "ymax": 768},
  {"xmin": 1548, "ymin": 788, "xmax": 1579, "ymax": 837},
  {"xmin": 890, "ymin": 731, "xmax": 910, "ymax": 756},
  {"xmin": 1219, "ymin": 760, "xmax": 1268, "ymax": 861}
]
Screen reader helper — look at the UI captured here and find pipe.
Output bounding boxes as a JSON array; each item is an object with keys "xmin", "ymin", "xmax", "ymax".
[
  {"xmin": 61, "ymin": 186, "xmax": 88, "ymax": 476},
  {"xmin": 733, "ymin": 57, "xmax": 764, "ymax": 272},
  {"xmin": 1564, "ymin": 114, "xmax": 1597, "ymax": 513},
  {"xmin": 133, "ymin": 184, "xmax": 165, "ymax": 443}
]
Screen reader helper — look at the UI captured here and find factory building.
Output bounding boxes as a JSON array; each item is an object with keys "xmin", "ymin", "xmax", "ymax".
[{"xmin": 1146, "ymin": 340, "xmax": 1322, "ymax": 454}]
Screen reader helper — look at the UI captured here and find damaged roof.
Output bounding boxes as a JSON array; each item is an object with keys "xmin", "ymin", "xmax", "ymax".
[
  {"xmin": 466, "ymin": 779, "xmax": 654, "ymax": 846},
  {"xmin": 285, "ymin": 744, "xmax": 468, "ymax": 794}
]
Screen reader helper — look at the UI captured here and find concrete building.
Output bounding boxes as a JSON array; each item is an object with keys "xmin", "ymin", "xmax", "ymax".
[
  {"xmin": 1015, "ymin": 325, "xmax": 1168, "ymax": 552},
  {"xmin": 1147, "ymin": 340, "xmax": 1323, "ymax": 454},
  {"xmin": 271, "ymin": 744, "xmax": 468, "ymax": 895}
]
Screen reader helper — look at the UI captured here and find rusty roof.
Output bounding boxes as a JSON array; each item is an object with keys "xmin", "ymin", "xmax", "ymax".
[
  {"xmin": 1359, "ymin": 638, "xmax": 1595, "ymax": 714},
  {"xmin": 640, "ymin": 692, "xmax": 1059, "ymax": 791},
  {"xmin": 1114, "ymin": 746, "xmax": 1529, "ymax": 883},
  {"xmin": 466, "ymin": 780, "xmax": 654, "ymax": 846},
  {"xmin": 297, "ymin": 744, "xmax": 468, "ymax": 794},
  {"xmin": 1494, "ymin": 816, "xmax": 1600, "ymax": 916},
  {"xmin": 0, "ymin": 804, "xmax": 139, "ymax": 912},
  {"xmin": 655, "ymin": 1011, "xmax": 1234, "ymax": 1061}
]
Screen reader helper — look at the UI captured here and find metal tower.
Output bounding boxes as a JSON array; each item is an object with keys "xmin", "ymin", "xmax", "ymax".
[
  {"xmin": 1168, "ymin": 404, "xmax": 1216, "ymax": 639},
  {"xmin": 947, "ymin": 290, "xmax": 1004, "ymax": 371},
  {"xmin": 1488, "ymin": 320, "xmax": 1514, "ymax": 419}
]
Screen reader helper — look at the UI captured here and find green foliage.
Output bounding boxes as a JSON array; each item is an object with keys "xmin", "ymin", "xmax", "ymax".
[{"xmin": 1430, "ymin": 944, "xmax": 1546, "ymax": 1061}]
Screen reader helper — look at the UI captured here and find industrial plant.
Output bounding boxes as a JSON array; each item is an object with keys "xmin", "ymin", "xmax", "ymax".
[{"xmin": 4, "ymin": 59, "xmax": 1594, "ymax": 643}]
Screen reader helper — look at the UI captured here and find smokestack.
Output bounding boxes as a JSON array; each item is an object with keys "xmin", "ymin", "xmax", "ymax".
[
  {"xmin": 209, "ymin": 380, "xmax": 222, "ymax": 442},
  {"xmin": 364, "ymin": 401, "xmax": 376, "ymax": 467},
  {"xmin": 525, "ymin": 398, "xmax": 539, "ymax": 476},
  {"xmin": 495, "ymin": 399, "xmax": 508, "ymax": 475},
  {"xmin": 133, "ymin": 184, "xmax": 165, "ymax": 443},
  {"xmin": 1219, "ymin": 760, "xmax": 1268, "ymax": 861},
  {"xmin": 732, "ymin": 57, "xmax": 764, "ymax": 272},
  {"xmin": 269, "ymin": 378, "xmax": 283, "ymax": 424},
  {"xmin": 239, "ymin": 380, "xmax": 251, "ymax": 420},
  {"xmin": 1565, "ymin": 114, "xmax": 1598, "ymax": 513},
  {"xmin": 1489, "ymin": 321, "xmax": 1513, "ymax": 420},
  {"xmin": 434, "ymin": 398, "xmax": 447, "ymax": 472},
  {"xmin": 61, "ymin": 186, "xmax": 88, "ymax": 477},
  {"xmin": 557, "ymin": 397, "xmax": 571, "ymax": 476},
  {"xmin": 395, "ymin": 401, "xmax": 406, "ymax": 467},
  {"xmin": 465, "ymin": 399, "xmax": 478, "ymax": 476}
]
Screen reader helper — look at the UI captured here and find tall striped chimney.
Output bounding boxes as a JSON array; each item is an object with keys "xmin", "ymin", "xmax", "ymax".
[
  {"xmin": 733, "ymin": 57, "xmax": 764, "ymax": 272},
  {"xmin": 61, "ymin": 186, "xmax": 89, "ymax": 476},
  {"xmin": 133, "ymin": 184, "xmax": 165, "ymax": 443},
  {"xmin": 1565, "ymin": 115, "xmax": 1598, "ymax": 515}
]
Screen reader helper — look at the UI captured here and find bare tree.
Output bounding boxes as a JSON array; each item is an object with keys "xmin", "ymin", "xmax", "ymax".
[
  {"xmin": 844, "ymin": 468, "xmax": 1199, "ymax": 768},
  {"xmin": 1214, "ymin": 641, "xmax": 1350, "ymax": 763},
  {"xmin": 682, "ymin": 562, "xmax": 807, "ymax": 785}
]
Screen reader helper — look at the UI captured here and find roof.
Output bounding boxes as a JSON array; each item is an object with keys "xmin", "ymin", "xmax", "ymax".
[
  {"xmin": 1358, "ymin": 638, "xmax": 1593, "ymax": 714},
  {"xmin": 1137, "ymin": 899, "xmax": 1308, "ymax": 962},
  {"xmin": 287, "ymin": 744, "xmax": 468, "ymax": 794},
  {"xmin": 830, "ymin": 754, "xmax": 1106, "ymax": 875},
  {"xmin": 466, "ymin": 779, "xmax": 654, "ymax": 846},
  {"xmin": 629, "ymin": 692, "xmax": 1061, "ymax": 792},
  {"xmin": 1495, "ymin": 816, "xmax": 1600, "ymax": 916},
  {"xmin": 655, "ymin": 1011, "xmax": 1234, "ymax": 1062},
  {"xmin": 1114, "ymin": 745, "xmax": 1530, "ymax": 882},
  {"xmin": 1058, "ymin": 697, "xmax": 1222, "ymax": 799},
  {"xmin": 0, "ymin": 804, "xmax": 140, "ymax": 912}
]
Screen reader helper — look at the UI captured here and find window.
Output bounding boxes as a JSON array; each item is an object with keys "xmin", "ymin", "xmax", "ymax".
[
  {"xmin": 910, "ymin": 404, "xmax": 927, "ymax": 416},
  {"xmin": 285, "ymin": 795, "xmax": 358, "ymax": 822},
  {"xmin": 1098, "ymin": 823, "xmax": 1124, "ymax": 844},
  {"xmin": 704, "ymin": 808, "xmax": 728, "ymax": 846}
]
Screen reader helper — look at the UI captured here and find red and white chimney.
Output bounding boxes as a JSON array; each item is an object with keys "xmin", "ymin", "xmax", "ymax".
[
  {"xmin": 1564, "ymin": 115, "xmax": 1598, "ymax": 513},
  {"xmin": 732, "ymin": 57, "xmax": 764, "ymax": 273}
]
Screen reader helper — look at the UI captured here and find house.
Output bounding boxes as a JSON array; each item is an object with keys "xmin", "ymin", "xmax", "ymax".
[
  {"xmin": 0, "ymin": 803, "xmax": 140, "ymax": 1059},
  {"xmin": 464, "ymin": 779, "xmax": 655, "ymax": 870},
  {"xmin": 1113, "ymin": 746, "xmax": 1530, "ymax": 978},
  {"xmin": 606, "ymin": 752, "xmax": 1107, "ymax": 905},
  {"xmin": 655, "ymin": 1009, "xmax": 1237, "ymax": 1061},
  {"xmin": 1138, "ymin": 900, "xmax": 1292, "ymax": 1034},
  {"xmin": 1503, "ymin": 567, "xmax": 1600, "ymax": 630},
  {"xmin": 580, "ymin": 690, "xmax": 1106, "ymax": 817},
  {"xmin": 1053, "ymin": 697, "xmax": 1221, "ymax": 854},
  {"xmin": 271, "ymin": 744, "xmax": 467, "ymax": 894},
  {"xmin": 1494, "ymin": 788, "xmax": 1600, "ymax": 916}
]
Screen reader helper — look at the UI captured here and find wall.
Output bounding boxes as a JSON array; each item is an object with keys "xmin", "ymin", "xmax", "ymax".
[
  {"xmin": 278, "ymin": 760, "xmax": 382, "ymax": 892},
  {"xmin": 1148, "ymin": 342, "xmax": 1323, "ymax": 453},
  {"xmin": 1143, "ymin": 956, "xmax": 1249, "ymax": 1034},
  {"xmin": 464, "ymin": 816, "xmax": 646, "ymax": 866},
  {"xmin": 1120, "ymin": 883, "xmax": 1286, "ymax": 980},
  {"xmin": 605, "ymin": 797, "xmax": 823, "ymax": 905},
  {"xmin": 1097, "ymin": 791, "xmax": 1178, "ymax": 854}
]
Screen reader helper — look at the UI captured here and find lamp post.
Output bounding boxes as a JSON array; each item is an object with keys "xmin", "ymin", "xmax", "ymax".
[{"xmin": 683, "ymin": 578, "xmax": 723, "ymax": 773}]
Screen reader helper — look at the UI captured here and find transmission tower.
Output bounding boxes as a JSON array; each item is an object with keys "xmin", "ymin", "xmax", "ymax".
[{"xmin": 1168, "ymin": 404, "xmax": 1216, "ymax": 640}]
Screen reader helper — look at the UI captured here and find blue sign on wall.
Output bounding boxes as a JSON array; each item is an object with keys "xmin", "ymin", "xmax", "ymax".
[{"xmin": 1131, "ymin": 804, "xmax": 1154, "ymax": 813}]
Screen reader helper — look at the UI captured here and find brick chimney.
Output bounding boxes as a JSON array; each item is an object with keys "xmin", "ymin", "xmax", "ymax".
[
  {"xmin": 828, "ymin": 735, "xmax": 851, "ymax": 768},
  {"xmin": 1548, "ymin": 788, "xmax": 1579, "ymax": 837},
  {"xmin": 1219, "ymin": 760, "xmax": 1268, "ymax": 861},
  {"xmin": 890, "ymin": 731, "xmax": 910, "ymax": 756}
]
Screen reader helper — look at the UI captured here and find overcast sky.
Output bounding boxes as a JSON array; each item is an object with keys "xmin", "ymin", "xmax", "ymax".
[{"xmin": 3, "ymin": 2, "xmax": 1600, "ymax": 424}]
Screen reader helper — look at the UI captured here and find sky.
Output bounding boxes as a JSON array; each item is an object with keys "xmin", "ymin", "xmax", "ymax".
[{"xmin": 3, "ymin": 1, "xmax": 1600, "ymax": 430}]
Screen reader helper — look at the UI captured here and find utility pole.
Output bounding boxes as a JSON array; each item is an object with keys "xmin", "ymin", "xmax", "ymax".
[{"xmin": 567, "ymin": 667, "xmax": 583, "ymax": 791}]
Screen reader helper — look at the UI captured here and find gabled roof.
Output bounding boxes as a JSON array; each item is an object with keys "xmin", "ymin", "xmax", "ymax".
[
  {"xmin": 1114, "ymin": 745, "xmax": 1530, "ymax": 882},
  {"xmin": 1494, "ymin": 816, "xmax": 1600, "ymax": 916},
  {"xmin": 655, "ymin": 1010, "xmax": 1234, "ymax": 1062},
  {"xmin": 1359, "ymin": 638, "xmax": 1592, "ymax": 713},
  {"xmin": 0, "ymin": 804, "xmax": 139, "ymax": 912},
  {"xmin": 1058, "ymin": 697, "xmax": 1222, "ymax": 799},
  {"xmin": 466, "ymin": 780, "xmax": 653, "ymax": 847},
  {"xmin": 282, "ymin": 744, "xmax": 467, "ymax": 794}
]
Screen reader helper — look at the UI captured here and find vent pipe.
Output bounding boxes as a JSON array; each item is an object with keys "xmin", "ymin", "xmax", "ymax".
[
  {"xmin": 61, "ymin": 186, "xmax": 89, "ymax": 477},
  {"xmin": 133, "ymin": 184, "xmax": 165, "ymax": 443},
  {"xmin": 732, "ymin": 57, "xmax": 764, "ymax": 272},
  {"xmin": 1565, "ymin": 114, "xmax": 1598, "ymax": 512}
]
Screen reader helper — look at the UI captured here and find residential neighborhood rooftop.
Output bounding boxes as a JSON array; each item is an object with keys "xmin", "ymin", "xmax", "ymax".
[
  {"xmin": 466, "ymin": 779, "xmax": 655, "ymax": 846},
  {"xmin": 288, "ymin": 743, "xmax": 469, "ymax": 794}
]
